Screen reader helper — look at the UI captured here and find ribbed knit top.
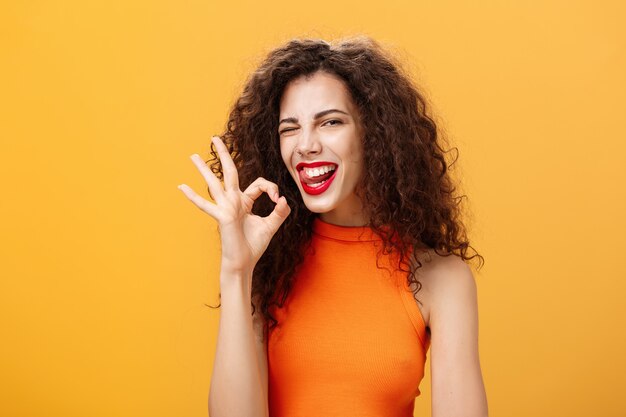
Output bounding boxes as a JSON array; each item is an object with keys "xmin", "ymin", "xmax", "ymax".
[{"xmin": 267, "ymin": 218, "xmax": 430, "ymax": 416}]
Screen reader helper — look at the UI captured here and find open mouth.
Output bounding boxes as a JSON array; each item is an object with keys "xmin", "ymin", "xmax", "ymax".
[{"xmin": 296, "ymin": 162, "xmax": 338, "ymax": 195}]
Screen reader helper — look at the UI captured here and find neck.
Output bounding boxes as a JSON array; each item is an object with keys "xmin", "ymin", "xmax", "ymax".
[{"xmin": 319, "ymin": 208, "xmax": 368, "ymax": 227}]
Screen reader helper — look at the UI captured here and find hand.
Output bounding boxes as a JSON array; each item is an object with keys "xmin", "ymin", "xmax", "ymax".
[{"xmin": 178, "ymin": 136, "xmax": 291, "ymax": 275}]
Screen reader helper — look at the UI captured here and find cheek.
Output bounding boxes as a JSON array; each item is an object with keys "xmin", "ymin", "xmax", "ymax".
[
  {"xmin": 279, "ymin": 141, "xmax": 290, "ymax": 167},
  {"xmin": 346, "ymin": 141, "xmax": 364, "ymax": 171},
  {"xmin": 279, "ymin": 141, "xmax": 297, "ymax": 178},
  {"xmin": 347, "ymin": 148, "xmax": 365, "ymax": 186},
  {"xmin": 345, "ymin": 127, "xmax": 364, "ymax": 157}
]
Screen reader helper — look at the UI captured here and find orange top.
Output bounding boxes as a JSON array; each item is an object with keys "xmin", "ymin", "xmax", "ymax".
[{"xmin": 268, "ymin": 218, "xmax": 430, "ymax": 417}]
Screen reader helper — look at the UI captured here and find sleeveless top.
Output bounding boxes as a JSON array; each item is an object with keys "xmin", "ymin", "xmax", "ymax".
[{"xmin": 267, "ymin": 218, "xmax": 430, "ymax": 416}]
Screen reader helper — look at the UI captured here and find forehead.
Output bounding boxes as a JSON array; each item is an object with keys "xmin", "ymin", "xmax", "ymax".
[{"xmin": 279, "ymin": 71, "xmax": 356, "ymax": 116}]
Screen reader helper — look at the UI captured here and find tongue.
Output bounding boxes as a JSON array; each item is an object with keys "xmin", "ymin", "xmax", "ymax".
[{"xmin": 302, "ymin": 171, "xmax": 333, "ymax": 185}]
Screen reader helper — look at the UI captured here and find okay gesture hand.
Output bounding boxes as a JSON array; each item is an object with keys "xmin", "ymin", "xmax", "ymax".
[{"xmin": 178, "ymin": 136, "xmax": 291, "ymax": 275}]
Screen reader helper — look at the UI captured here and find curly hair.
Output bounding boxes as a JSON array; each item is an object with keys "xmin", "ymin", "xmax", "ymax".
[{"xmin": 208, "ymin": 36, "xmax": 483, "ymax": 337}]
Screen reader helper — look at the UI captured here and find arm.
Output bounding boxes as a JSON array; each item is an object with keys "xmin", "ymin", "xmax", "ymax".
[
  {"xmin": 178, "ymin": 137, "xmax": 289, "ymax": 417},
  {"xmin": 428, "ymin": 257, "xmax": 488, "ymax": 417},
  {"xmin": 208, "ymin": 272, "xmax": 268, "ymax": 417}
]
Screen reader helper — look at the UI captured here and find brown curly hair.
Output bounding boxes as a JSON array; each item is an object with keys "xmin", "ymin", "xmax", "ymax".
[{"xmin": 208, "ymin": 36, "xmax": 483, "ymax": 336}]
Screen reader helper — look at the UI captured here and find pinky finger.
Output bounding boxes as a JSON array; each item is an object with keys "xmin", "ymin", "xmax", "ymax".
[{"xmin": 178, "ymin": 184, "xmax": 220, "ymax": 219}]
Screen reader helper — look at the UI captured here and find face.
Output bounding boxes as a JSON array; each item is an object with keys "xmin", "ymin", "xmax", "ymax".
[{"xmin": 278, "ymin": 71, "xmax": 366, "ymax": 226}]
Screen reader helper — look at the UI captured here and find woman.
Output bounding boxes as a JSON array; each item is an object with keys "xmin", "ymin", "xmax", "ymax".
[{"xmin": 178, "ymin": 36, "xmax": 488, "ymax": 417}]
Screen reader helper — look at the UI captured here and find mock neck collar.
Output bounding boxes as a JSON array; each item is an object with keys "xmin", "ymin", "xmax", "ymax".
[{"xmin": 312, "ymin": 217, "xmax": 381, "ymax": 242}]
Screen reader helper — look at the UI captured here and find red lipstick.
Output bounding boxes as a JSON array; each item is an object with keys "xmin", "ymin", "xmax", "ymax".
[{"xmin": 296, "ymin": 161, "xmax": 338, "ymax": 196}]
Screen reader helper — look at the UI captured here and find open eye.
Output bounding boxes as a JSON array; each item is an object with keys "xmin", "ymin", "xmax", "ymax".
[{"xmin": 323, "ymin": 119, "xmax": 343, "ymax": 127}]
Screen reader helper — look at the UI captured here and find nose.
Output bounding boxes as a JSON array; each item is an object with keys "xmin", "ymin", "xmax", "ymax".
[{"xmin": 294, "ymin": 126, "xmax": 322, "ymax": 157}]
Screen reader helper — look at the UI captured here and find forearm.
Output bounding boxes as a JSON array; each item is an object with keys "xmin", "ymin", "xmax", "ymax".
[{"xmin": 209, "ymin": 268, "xmax": 267, "ymax": 417}]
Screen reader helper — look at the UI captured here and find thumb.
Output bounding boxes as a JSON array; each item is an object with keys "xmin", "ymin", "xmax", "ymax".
[{"xmin": 264, "ymin": 196, "xmax": 291, "ymax": 233}]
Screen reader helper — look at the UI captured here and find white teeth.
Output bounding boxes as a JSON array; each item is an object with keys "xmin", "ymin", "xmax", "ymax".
[{"xmin": 303, "ymin": 165, "xmax": 336, "ymax": 178}]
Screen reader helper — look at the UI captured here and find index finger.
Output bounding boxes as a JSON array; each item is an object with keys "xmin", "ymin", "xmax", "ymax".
[{"xmin": 212, "ymin": 136, "xmax": 239, "ymax": 192}]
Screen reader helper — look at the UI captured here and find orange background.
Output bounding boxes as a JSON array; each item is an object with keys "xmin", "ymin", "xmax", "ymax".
[{"xmin": 1, "ymin": 1, "xmax": 625, "ymax": 416}]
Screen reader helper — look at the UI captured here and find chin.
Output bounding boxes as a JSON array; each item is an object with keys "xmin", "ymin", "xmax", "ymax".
[{"xmin": 300, "ymin": 196, "xmax": 337, "ymax": 214}]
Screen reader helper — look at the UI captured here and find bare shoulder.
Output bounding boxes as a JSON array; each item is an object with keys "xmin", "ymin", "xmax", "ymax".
[
  {"xmin": 415, "ymin": 251, "xmax": 488, "ymax": 416},
  {"xmin": 411, "ymin": 249, "xmax": 478, "ymax": 328}
]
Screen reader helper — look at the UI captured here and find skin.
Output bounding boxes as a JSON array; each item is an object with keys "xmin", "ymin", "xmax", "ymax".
[
  {"xmin": 412, "ymin": 250, "xmax": 488, "ymax": 417},
  {"xmin": 178, "ymin": 69, "xmax": 488, "ymax": 417},
  {"xmin": 278, "ymin": 71, "xmax": 366, "ymax": 226}
]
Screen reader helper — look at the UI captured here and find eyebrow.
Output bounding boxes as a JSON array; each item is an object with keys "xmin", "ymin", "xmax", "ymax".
[{"xmin": 278, "ymin": 108, "xmax": 350, "ymax": 126}]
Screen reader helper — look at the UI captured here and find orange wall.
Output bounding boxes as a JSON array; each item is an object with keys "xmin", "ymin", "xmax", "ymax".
[{"xmin": 1, "ymin": 1, "xmax": 625, "ymax": 416}]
